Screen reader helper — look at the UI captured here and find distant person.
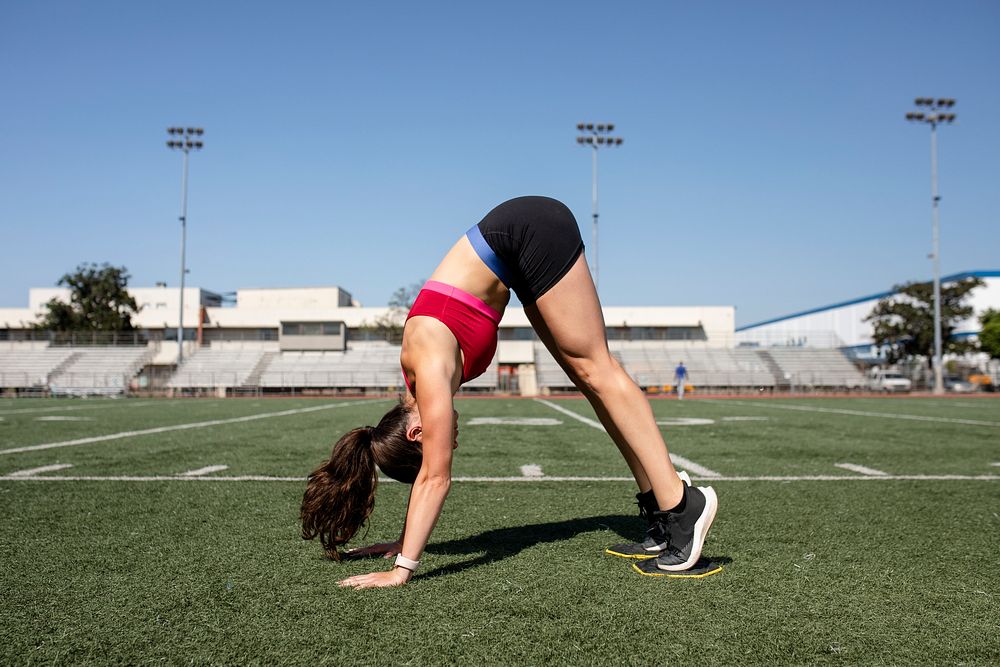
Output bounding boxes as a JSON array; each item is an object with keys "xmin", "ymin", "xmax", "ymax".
[
  {"xmin": 675, "ymin": 361, "xmax": 688, "ymax": 400},
  {"xmin": 300, "ymin": 196, "xmax": 718, "ymax": 589}
]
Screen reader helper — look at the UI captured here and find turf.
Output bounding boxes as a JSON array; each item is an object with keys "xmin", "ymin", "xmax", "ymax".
[{"xmin": 1, "ymin": 396, "xmax": 999, "ymax": 665}]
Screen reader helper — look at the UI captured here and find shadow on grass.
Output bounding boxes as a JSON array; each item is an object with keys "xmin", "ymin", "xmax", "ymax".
[
  {"xmin": 341, "ymin": 514, "xmax": 732, "ymax": 579},
  {"xmin": 340, "ymin": 515, "xmax": 634, "ymax": 572},
  {"xmin": 420, "ymin": 514, "xmax": 731, "ymax": 579}
]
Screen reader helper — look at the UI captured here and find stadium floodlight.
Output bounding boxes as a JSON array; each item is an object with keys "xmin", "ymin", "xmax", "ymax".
[
  {"xmin": 576, "ymin": 121, "xmax": 623, "ymax": 294},
  {"xmin": 165, "ymin": 126, "xmax": 205, "ymax": 367},
  {"xmin": 905, "ymin": 98, "xmax": 956, "ymax": 395}
]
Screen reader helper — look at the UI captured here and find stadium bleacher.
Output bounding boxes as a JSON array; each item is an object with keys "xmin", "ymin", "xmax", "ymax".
[
  {"xmin": 49, "ymin": 347, "xmax": 151, "ymax": 396},
  {"xmin": 461, "ymin": 356, "xmax": 499, "ymax": 391},
  {"xmin": 0, "ymin": 345, "xmax": 151, "ymax": 396},
  {"xmin": 533, "ymin": 343, "xmax": 574, "ymax": 389},
  {"xmin": 759, "ymin": 347, "xmax": 866, "ymax": 389},
  {"xmin": 167, "ymin": 348, "xmax": 269, "ymax": 389},
  {"xmin": 0, "ymin": 338, "xmax": 868, "ymax": 396},
  {"xmin": 258, "ymin": 344, "xmax": 403, "ymax": 390},
  {"xmin": 0, "ymin": 348, "xmax": 78, "ymax": 390},
  {"xmin": 611, "ymin": 342, "xmax": 776, "ymax": 389},
  {"xmin": 529, "ymin": 342, "xmax": 869, "ymax": 393}
]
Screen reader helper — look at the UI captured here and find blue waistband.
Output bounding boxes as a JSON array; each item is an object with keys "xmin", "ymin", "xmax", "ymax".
[{"xmin": 466, "ymin": 224, "xmax": 514, "ymax": 288}]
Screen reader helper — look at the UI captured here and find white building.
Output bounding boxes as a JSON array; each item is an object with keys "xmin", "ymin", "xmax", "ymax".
[
  {"xmin": 1, "ymin": 285, "xmax": 745, "ymax": 395},
  {"xmin": 0, "ymin": 284, "xmax": 733, "ymax": 357}
]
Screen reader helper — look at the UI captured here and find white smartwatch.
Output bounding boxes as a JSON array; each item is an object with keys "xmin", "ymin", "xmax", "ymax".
[{"xmin": 394, "ymin": 554, "xmax": 421, "ymax": 573}]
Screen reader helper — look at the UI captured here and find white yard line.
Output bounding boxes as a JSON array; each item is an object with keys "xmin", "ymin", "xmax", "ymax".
[
  {"xmin": 0, "ymin": 400, "xmax": 387, "ymax": 456},
  {"xmin": 520, "ymin": 464, "xmax": 544, "ymax": 478},
  {"xmin": 0, "ymin": 474, "xmax": 306, "ymax": 482},
  {"xmin": 1, "ymin": 473, "xmax": 997, "ymax": 483},
  {"xmin": 444, "ymin": 475, "xmax": 1000, "ymax": 482},
  {"xmin": 179, "ymin": 465, "xmax": 229, "ymax": 477},
  {"xmin": 835, "ymin": 463, "xmax": 889, "ymax": 476},
  {"xmin": 534, "ymin": 398, "xmax": 722, "ymax": 478},
  {"xmin": 725, "ymin": 400, "xmax": 1000, "ymax": 427},
  {"xmin": 6, "ymin": 463, "xmax": 74, "ymax": 477},
  {"xmin": 0, "ymin": 401, "xmax": 155, "ymax": 416}
]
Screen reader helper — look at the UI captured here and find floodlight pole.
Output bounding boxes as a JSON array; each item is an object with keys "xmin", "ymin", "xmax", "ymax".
[
  {"xmin": 178, "ymin": 149, "xmax": 189, "ymax": 366},
  {"xmin": 591, "ymin": 145, "xmax": 599, "ymax": 290},
  {"xmin": 906, "ymin": 98, "xmax": 955, "ymax": 395},
  {"xmin": 166, "ymin": 128, "xmax": 205, "ymax": 366},
  {"xmin": 929, "ymin": 121, "xmax": 943, "ymax": 395},
  {"xmin": 576, "ymin": 123, "xmax": 623, "ymax": 294}
]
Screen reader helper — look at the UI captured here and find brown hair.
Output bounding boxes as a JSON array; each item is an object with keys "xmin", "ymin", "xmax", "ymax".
[{"xmin": 300, "ymin": 399, "xmax": 422, "ymax": 560}]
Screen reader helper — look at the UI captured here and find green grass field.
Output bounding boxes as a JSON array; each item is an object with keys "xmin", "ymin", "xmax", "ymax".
[{"xmin": 2, "ymin": 395, "xmax": 998, "ymax": 665}]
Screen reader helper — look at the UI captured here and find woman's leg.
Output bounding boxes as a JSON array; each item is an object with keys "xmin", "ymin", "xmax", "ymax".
[
  {"xmin": 528, "ymin": 311, "xmax": 653, "ymax": 492},
  {"xmin": 525, "ymin": 254, "xmax": 684, "ymax": 511}
]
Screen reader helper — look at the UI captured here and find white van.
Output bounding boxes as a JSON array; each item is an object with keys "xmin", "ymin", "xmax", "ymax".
[{"xmin": 868, "ymin": 368, "xmax": 913, "ymax": 393}]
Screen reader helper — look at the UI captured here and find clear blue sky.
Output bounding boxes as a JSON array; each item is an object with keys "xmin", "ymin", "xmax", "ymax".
[{"xmin": 2, "ymin": 1, "xmax": 998, "ymax": 326}]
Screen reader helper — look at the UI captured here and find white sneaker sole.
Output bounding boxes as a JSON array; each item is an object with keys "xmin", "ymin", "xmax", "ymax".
[{"xmin": 656, "ymin": 485, "xmax": 718, "ymax": 572}]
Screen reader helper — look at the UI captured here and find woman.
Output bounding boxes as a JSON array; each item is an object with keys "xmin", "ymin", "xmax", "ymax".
[{"xmin": 301, "ymin": 196, "xmax": 718, "ymax": 589}]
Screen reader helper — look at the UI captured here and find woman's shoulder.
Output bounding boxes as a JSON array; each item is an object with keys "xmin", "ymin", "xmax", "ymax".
[{"xmin": 401, "ymin": 323, "xmax": 463, "ymax": 393}]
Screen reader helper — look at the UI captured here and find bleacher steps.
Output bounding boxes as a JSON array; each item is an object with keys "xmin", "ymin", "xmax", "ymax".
[
  {"xmin": 48, "ymin": 351, "xmax": 82, "ymax": 383},
  {"xmin": 243, "ymin": 351, "xmax": 277, "ymax": 388},
  {"xmin": 755, "ymin": 351, "xmax": 788, "ymax": 389}
]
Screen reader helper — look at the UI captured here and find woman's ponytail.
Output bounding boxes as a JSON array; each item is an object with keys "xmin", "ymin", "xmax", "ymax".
[
  {"xmin": 300, "ymin": 426, "xmax": 379, "ymax": 561},
  {"xmin": 301, "ymin": 399, "xmax": 422, "ymax": 558}
]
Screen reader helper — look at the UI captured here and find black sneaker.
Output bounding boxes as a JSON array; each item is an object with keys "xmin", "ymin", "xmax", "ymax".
[
  {"xmin": 605, "ymin": 515, "xmax": 671, "ymax": 559},
  {"xmin": 640, "ymin": 471, "xmax": 691, "ymax": 515},
  {"xmin": 605, "ymin": 471, "xmax": 692, "ymax": 559},
  {"xmin": 655, "ymin": 485, "xmax": 718, "ymax": 572}
]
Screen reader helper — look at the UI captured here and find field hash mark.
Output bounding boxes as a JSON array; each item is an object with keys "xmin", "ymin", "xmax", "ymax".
[
  {"xmin": 8, "ymin": 463, "xmax": 74, "ymax": 477},
  {"xmin": 179, "ymin": 465, "xmax": 229, "ymax": 477},
  {"xmin": 835, "ymin": 462, "xmax": 890, "ymax": 476}
]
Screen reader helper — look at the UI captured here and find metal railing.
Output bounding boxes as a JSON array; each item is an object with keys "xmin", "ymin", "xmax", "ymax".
[
  {"xmin": 735, "ymin": 330, "xmax": 848, "ymax": 349},
  {"xmin": 258, "ymin": 370, "xmax": 405, "ymax": 388},
  {"xmin": 7, "ymin": 331, "xmax": 154, "ymax": 346}
]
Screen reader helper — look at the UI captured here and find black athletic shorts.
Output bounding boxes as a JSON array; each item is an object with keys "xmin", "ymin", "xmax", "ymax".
[{"xmin": 467, "ymin": 196, "xmax": 585, "ymax": 306}]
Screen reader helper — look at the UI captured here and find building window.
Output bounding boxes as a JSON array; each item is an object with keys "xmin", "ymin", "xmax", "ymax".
[
  {"xmin": 282, "ymin": 322, "xmax": 344, "ymax": 337},
  {"xmin": 498, "ymin": 327, "xmax": 537, "ymax": 341},
  {"xmin": 164, "ymin": 328, "xmax": 198, "ymax": 341},
  {"xmin": 605, "ymin": 326, "xmax": 707, "ymax": 341}
]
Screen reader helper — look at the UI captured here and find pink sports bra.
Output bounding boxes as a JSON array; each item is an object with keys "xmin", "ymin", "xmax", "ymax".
[{"xmin": 402, "ymin": 280, "xmax": 502, "ymax": 392}]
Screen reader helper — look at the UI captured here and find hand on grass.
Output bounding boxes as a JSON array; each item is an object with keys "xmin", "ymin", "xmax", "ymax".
[
  {"xmin": 342, "ymin": 541, "xmax": 402, "ymax": 560},
  {"xmin": 338, "ymin": 566, "xmax": 411, "ymax": 590}
]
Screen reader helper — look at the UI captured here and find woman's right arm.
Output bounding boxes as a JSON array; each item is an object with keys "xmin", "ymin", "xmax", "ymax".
[
  {"xmin": 338, "ymin": 356, "xmax": 457, "ymax": 590},
  {"xmin": 393, "ymin": 370, "xmax": 455, "ymax": 575}
]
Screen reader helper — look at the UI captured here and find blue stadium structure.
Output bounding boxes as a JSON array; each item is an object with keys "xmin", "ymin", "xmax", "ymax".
[{"xmin": 735, "ymin": 270, "xmax": 1000, "ymax": 360}]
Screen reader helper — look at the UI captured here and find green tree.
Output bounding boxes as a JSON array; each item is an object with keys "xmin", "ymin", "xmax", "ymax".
[
  {"xmin": 358, "ymin": 281, "xmax": 424, "ymax": 344},
  {"xmin": 864, "ymin": 277, "xmax": 983, "ymax": 364},
  {"xmin": 35, "ymin": 263, "xmax": 139, "ymax": 331},
  {"xmin": 979, "ymin": 308, "xmax": 1000, "ymax": 359}
]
